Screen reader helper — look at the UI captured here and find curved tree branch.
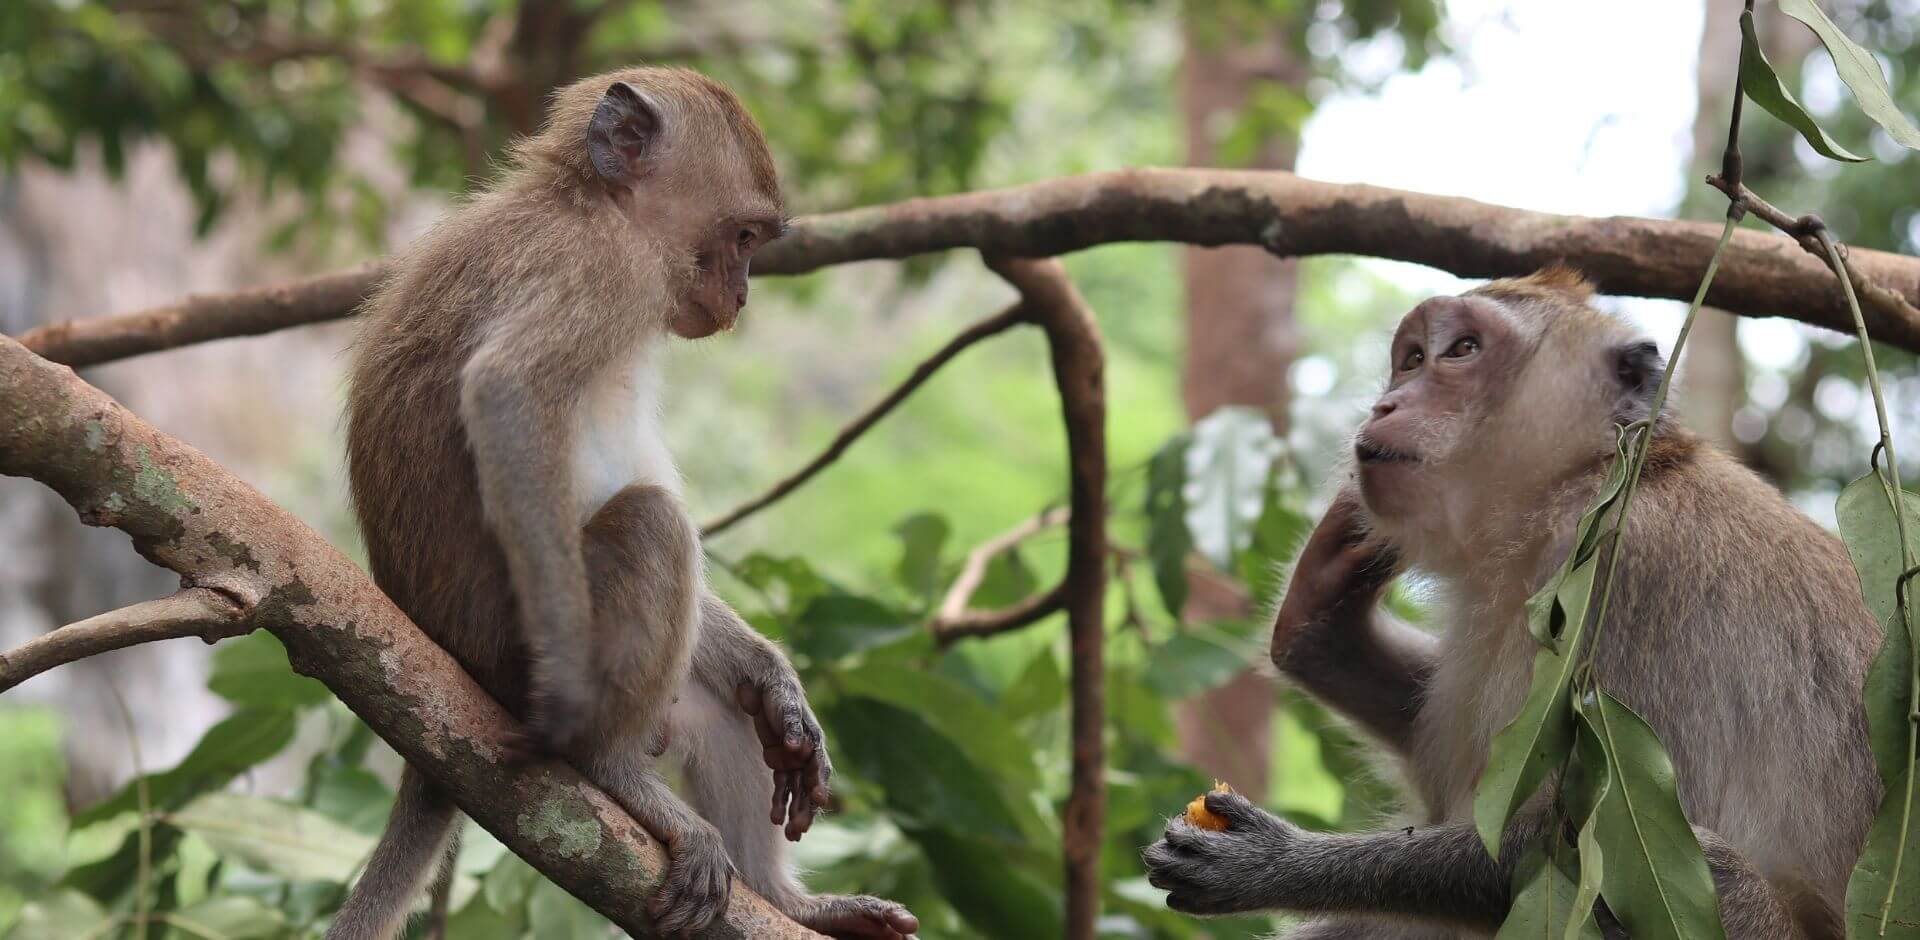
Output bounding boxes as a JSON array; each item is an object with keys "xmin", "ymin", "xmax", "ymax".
[
  {"xmin": 21, "ymin": 169, "xmax": 1920, "ymax": 367},
  {"xmin": 0, "ymin": 337, "xmax": 820, "ymax": 939},
  {"xmin": 0, "ymin": 588, "xmax": 251, "ymax": 692}
]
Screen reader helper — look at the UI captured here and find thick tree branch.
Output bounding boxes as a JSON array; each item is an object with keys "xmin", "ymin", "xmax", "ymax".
[
  {"xmin": 24, "ymin": 169, "xmax": 1920, "ymax": 368},
  {"xmin": 700, "ymin": 306, "xmax": 1026, "ymax": 536},
  {"xmin": 0, "ymin": 337, "xmax": 819, "ymax": 939},
  {"xmin": 0, "ymin": 588, "xmax": 250, "ymax": 693}
]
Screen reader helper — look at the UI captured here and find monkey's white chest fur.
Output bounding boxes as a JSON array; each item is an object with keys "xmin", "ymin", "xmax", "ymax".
[{"xmin": 571, "ymin": 346, "xmax": 683, "ymax": 521}]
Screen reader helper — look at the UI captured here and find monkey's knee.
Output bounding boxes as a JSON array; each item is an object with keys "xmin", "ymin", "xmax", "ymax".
[{"xmin": 583, "ymin": 484, "xmax": 701, "ymax": 614}]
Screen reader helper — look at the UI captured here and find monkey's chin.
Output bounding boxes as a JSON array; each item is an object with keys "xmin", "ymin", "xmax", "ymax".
[
  {"xmin": 668, "ymin": 309, "xmax": 735, "ymax": 339},
  {"xmin": 1355, "ymin": 460, "xmax": 1422, "ymax": 519}
]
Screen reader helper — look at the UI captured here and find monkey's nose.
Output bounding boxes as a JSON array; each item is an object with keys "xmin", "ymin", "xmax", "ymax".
[{"xmin": 1371, "ymin": 400, "xmax": 1397, "ymax": 418}]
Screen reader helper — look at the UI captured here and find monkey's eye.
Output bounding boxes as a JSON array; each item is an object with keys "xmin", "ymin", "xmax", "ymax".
[
  {"xmin": 1443, "ymin": 336, "xmax": 1481, "ymax": 358},
  {"xmin": 737, "ymin": 229, "xmax": 757, "ymax": 249},
  {"xmin": 1398, "ymin": 348, "xmax": 1425, "ymax": 372}
]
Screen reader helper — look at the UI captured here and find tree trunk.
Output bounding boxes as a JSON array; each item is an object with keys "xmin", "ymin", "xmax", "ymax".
[{"xmin": 1173, "ymin": 19, "xmax": 1306, "ymax": 796}]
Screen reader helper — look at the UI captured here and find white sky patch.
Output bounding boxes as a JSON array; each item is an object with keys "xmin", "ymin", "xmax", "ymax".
[{"xmin": 1296, "ymin": 0, "xmax": 1719, "ymax": 343}]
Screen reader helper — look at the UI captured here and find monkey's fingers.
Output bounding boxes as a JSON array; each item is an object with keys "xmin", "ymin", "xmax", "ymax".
[
  {"xmin": 771, "ymin": 769, "xmax": 798, "ymax": 825},
  {"xmin": 795, "ymin": 894, "xmax": 920, "ymax": 940}
]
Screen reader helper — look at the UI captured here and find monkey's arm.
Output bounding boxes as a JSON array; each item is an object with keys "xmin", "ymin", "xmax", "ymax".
[
  {"xmin": 1272, "ymin": 494, "xmax": 1436, "ymax": 755},
  {"xmin": 1145, "ymin": 792, "xmax": 1798, "ymax": 935},
  {"xmin": 691, "ymin": 595, "xmax": 833, "ymax": 839},
  {"xmin": 459, "ymin": 334, "xmax": 604, "ymax": 748}
]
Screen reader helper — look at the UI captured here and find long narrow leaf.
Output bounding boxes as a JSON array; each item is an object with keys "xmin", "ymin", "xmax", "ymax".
[
  {"xmin": 1498, "ymin": 840, "xmax": 1601, "ymax": 940},
  {"xmin": 1835, "ymin": 470, "xmax": 1920, "ymax": 782},
  {"xmin": 1779, "ymin": 0, "xmax": 1920, "ymax": 152},
  {"xmin": 1586, "ymin": 692, "xmax": 1726, "ymax": 940},
  {"xmin": 1846, "ymin": 766, "xmax": 1920, "ymax": 938},
  {"xmin": 1738, "ymin": 9, "xmax": 1867, "ymax": 162}
]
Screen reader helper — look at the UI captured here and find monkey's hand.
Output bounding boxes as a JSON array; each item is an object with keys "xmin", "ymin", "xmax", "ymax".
[
  {"xmin": 1144, "ymin": 790, "xmax": 1301, "ymax": 916},
  {"xmin": 737, "ymin": 678, "xmax": 831, "ymax": 841},
  {"xmin": 649, "ymin": 821, "xmax": 735, "ymax": 935},
  {"xmin": 1272, "ymin": 491, "xmax": 1397, "ymax": 659},
  {"xmin": 790, "ymin": 894, "xmax": 920, "ymax": 940}
]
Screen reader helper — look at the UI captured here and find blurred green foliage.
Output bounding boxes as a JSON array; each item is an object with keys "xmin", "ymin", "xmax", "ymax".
[{"xmin": 0, "ymin": 1, "xmax": 1453, "ymax": 937}]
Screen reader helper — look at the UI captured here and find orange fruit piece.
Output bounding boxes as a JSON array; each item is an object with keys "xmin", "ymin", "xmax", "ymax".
[{"xmin": 1184, "ymin": 781, "xmax": 1234, "ymax": 831}]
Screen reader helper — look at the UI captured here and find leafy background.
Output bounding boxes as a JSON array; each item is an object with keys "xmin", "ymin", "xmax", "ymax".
[{"xmin": 2, "ymin": 1, "xmax": 1918, "ymax": 938}]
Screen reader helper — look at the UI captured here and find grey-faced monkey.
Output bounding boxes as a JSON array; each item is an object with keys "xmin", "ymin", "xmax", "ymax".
[
  {"xmin": 330, "ymin": 67, "xmax": 917, "ymax": 940},
  {"xmin": 1145, "ymin": 266, "xmax": 1881, "ymax": 939}
]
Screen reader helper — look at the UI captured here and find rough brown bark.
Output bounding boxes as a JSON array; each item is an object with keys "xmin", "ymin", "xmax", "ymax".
[
  {"xmin": 0, "ymin": 336, "xmax": 820, "ymax": 940},
  {"xmin": 20, "ymin": 169, "xmax": 1920, "ymax": 368}
]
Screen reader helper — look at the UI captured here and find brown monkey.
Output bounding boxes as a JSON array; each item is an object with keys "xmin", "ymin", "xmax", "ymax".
[
  {"xmin": 330, "ymin": 68, "xmax": 916, "ymax": 940},
  {"xmin": 1145, "ymin": 266, "xmax": 1881, "ymax": 939}
]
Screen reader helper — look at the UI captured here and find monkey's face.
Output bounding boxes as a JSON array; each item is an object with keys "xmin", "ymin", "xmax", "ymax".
[
  {"xmin": 670, "ymin": 215, "xmax": 784, "ymax": 339},
  {"xmin": 1354, "ymin": 294, "xmax": 1523, "ymax": 521}
]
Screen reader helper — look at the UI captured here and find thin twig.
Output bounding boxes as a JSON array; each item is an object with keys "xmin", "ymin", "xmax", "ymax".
[
  {"xmin": 932, "ymin": 507, "xmax": 1070, "ymax": 626},
  {"xmin": 0, "ymin": 588, "xmax": 250, "ymax": 693},
  {"xmin": 700, "ymin": 306, "xmax": 1027, "ymax": 536},
  {"xmin": 929, "ymin": 583, "xmax": 1068, "ymax": 643}
]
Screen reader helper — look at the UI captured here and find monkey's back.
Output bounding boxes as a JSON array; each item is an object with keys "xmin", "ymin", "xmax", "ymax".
[{"xmin": 344, "ymin": 204, "xmax": 539, "ymax": 717}]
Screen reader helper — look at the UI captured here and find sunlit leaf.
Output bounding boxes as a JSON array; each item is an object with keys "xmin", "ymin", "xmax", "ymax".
[
  {"xmin": 4, "ymin": 889, "xmax": 110, "ymax": 940},
  {"xmin": 972, "ymin": 546, "xmax": 1040, "ymax": 610},
  {"xmin": 207, "ymin": 632, "xmax": 329, "ymax": 708},
  {"xmin": 892, "ymin": 512, "xmax": 951, "ymax": 603},
  {"xmin": 73, "ymin": 707, "xmax": 298, "ymax": 828},
  {"xmin": 162, "ymin": 896, "xmax": 286, "ymax": 939},
  {"xmin": 1835, "ymin": 469, "xmax": 1920, "ymax": 781},
  {"xmin": 1146, "ymin": 433, "xmax": 1195, "ymax": 619},
  {"xmin": 1845, "ymin": 766, "xmax": 1920, "ymax": 939},
  {"xmin": 1183, "ymin": 407, "xmax": 1282, "ymax": 570},
  {"xmin": 1779, "ymin": 0, "xmax": 1920, "ymax": 152},
  {"xmin": 167, "ymin": 792, "xmax": 375, "ymax": 883},
  {"xmin": 1585, "ymin": 691, "xmax": 1725, "ymax": 940},
  {"xmin": 1738, "ymin": 9, "xmax": 1866, "ymax": 162}
]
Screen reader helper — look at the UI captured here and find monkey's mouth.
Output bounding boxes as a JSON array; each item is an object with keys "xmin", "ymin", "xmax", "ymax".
[{"xmin": 1355, "ymin": 441, "xmax": 1419, "ymax": 465}]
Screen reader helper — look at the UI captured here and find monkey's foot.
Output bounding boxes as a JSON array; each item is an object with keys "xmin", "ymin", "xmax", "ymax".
[
  {"xmin": 647, "ymin": 827, "xmax": 733, "ymax": 936},
  {"xmin": 792, "ymin": 894, "xmax": 919, "ymax": 940}
]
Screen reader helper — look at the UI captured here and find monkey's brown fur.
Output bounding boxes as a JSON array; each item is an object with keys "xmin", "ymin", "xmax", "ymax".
[
  {"xmin": 1147, "ymin": 267, "xmax": 1880, "ymax": 939},
  {"xmin": 334, "ymin": 67, "xmax": 916, "ymax": 940}
]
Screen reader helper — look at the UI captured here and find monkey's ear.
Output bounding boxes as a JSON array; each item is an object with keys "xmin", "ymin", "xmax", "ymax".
[
  {"xmin": 588, "ymin": 82, "xmax": 661, "ymax": 186},
  {"xmin": 1612, "ymin": 339, "xmax": 1663, "ymax": 418}
]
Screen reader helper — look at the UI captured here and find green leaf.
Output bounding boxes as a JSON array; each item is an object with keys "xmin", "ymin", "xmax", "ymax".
[
  {"xmin": 839, "ymin": 664, "xmax": 1041, "ymax": 790},
  {"xmin": 907, "ymin": 825, "xmax": 1061, "ymax": 940},
  {"xmin": 972, "ymin": 546, "xmax": 1039, "ymax": 610},
  {"xmin": 162, "ymin": 896, "xmax": 286, "ymax": 939},
  {"xmin": 1183, "ymin": 407, "xmax": 1282, "ymax": 570},
  {"xmin": 528, "ymin": 878, "xmax": 607, "ymax": 937},
  {"xmin": 1834, "ymin": 469, "xmax": 1920, "ymax": 629},
  {"xmin": 825, "ymin": 698, "xmax": 1027, "ymax": 842},
  {"xmin": 999, "ymin": 649, "xmax": 1064, "ymax": 722},
  {"xmin": 167, "ymin": 792, "xmax": 375, "ymax": 883},
  {"xmin": 73, "ymin": 707, "xmax": 298, "ymax": 828},
  {"xmin": 1563, "ymin": 712, "xmax": 1613, "ymax": 940},
  {"xmin": 4, "ymin": 890, "xmax": 110, "ymax": 940},
  {"xmin": 1479, "ymin": 546, "xmax": 1605, "ymax": 858},
  {"xmin": 1738, "ymin": 9, "xmax": 1866, "ymax": 162},
  {"xmin": 207, "ymin": 632, "xmax": 329, "ymax": 708},
  {"xmin": 1236, "ymin": 476, "xmax": 1311, "ymax": 610},
  {"xmin": 1835, "ymin": 469, "xmax": 1920, "ymax": 783},
  {"xmin": 1778, "ymin": 0, "xmax": 1920, "ymax": 152},
  {"xmin": 1145, "ymin": 433, "xmax": 1194, "ymax": 619},
  {"xmin": 1585, "ymin": 691, "xmax": 1725, "ymax": 940},
  {"xmin": 892, "ymin": 512, "xmax": 951, "ymax": 602},
  {"xmin": 308, "ymin": 763, "xmax": 393, "ymax": 834},
  {"xmin": 1845, "ymin": 766, "xmax": 1920, "ymax": 939},
  {"xmin": 1496, "ymin": 840, "xmax": 1599, "ymax": 940},
  {"xmin": 1475, "ymin": 642, "xmax": 1578, "ymax": 858},
  {"xmin": 1142, "ymin": 630, "xmax": 1252, "ymax": 699},
  {"xmin": 791, "ymin": 592, "xmax": 918, "ymax": 661}
]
